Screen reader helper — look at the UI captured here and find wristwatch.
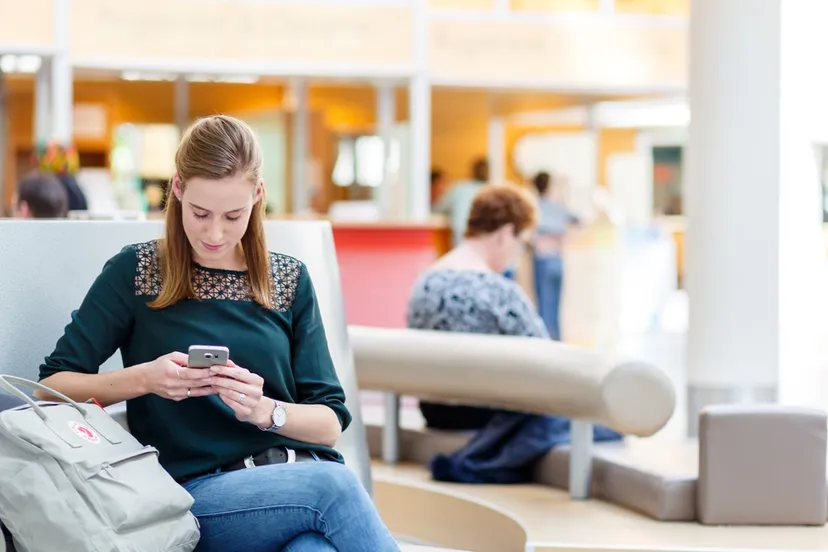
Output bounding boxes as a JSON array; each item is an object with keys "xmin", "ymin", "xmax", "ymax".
[{"xmin": 261, "ymin": 399, "xmax": 287, "ymax": 432}]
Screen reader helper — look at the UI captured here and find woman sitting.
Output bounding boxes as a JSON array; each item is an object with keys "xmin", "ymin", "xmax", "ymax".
[
  {"xmin": 35, "ymin": 115, "xmax": 398, "ymax": 552},
  {"xmin": 407, "ymin": 183, "xmax": 620, "ymax": 483},
  {"xmin": 408, "ymin": 183, "xmax": 545, "ymax": 431}
]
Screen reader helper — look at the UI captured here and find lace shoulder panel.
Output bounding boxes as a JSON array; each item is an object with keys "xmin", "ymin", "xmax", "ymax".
[
  {"xmin": 270, "ymin": 253, "xmax": 302, "ymax": 311},
  {"xmin": 133, "ymin": 241, "xmax": 303, "ymax": 311},
  {"xmin": 134, "ymin": 241, "xmax": 162, "ymax": 296}
]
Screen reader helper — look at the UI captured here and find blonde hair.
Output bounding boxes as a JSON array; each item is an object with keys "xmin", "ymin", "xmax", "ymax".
[
  {"xmin": 465, "ymin": 183, "xmax": 539, "ymax": 238},
  {"xmin": 149, "ymin": 115, "xmax": 273, "ymax": 309}
]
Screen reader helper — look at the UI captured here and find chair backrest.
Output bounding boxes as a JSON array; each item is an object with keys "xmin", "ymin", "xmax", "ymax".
[{"xmin": 0, "ymin": 219, "xmax": 372, "ymax": 492}]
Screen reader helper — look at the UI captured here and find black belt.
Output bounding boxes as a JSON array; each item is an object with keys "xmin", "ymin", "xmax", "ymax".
[{"xmin": 177, "ymin": 446, "xmax": 316, "ymax": 484}]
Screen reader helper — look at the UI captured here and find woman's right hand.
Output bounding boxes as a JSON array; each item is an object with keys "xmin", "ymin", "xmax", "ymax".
[{"xmin": 139, "ymin": 352, "xmax": 216, "ymax": 402}]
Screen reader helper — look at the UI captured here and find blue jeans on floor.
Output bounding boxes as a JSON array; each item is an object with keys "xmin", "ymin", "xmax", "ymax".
[
  {"xmin": 533, "ymin": 254, "xmax": 563, "ymax": 340},
  {"xmin": 182, "ymin": 461, "xmax": 399, "ymax": 552}
]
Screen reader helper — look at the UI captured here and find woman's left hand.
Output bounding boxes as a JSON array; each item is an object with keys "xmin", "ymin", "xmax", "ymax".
[{"xmin": 209, "ymin": 361, "xmax": 266, "ymax": 424}]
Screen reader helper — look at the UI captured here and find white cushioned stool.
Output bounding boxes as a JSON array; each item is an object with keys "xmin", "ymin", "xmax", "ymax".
[{"xmin": 698, "ymin": 404, "xmax": 827, "ymax": 526}]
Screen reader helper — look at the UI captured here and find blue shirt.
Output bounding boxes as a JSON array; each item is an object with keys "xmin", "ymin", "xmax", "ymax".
[
  {"xmin": 536, "ymin": 198, "xmax": 577, "ymax": 237},
  {"xmin": 433, "ymin": 180, "xmax": 485, "ymax": 246}
]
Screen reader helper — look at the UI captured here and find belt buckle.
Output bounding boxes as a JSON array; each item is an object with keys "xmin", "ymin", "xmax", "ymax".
[
  {"xmin": 243, "ymin": 455, "xmax": 256, "ymax": 469},
  {"xmin": 285, "ymin": 447, "xmax": 296, "ymax": 464}
]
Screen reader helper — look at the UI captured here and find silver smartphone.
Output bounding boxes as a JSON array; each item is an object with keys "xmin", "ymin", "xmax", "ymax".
[{"xmin": 188, "ymin": 345, "xmax": 230, "ymax": 369}]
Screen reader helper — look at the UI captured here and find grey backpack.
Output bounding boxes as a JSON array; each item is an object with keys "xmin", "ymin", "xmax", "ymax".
[{"xmin": 0, "ymin": 376, "xmax": 200, "ymax": 552}]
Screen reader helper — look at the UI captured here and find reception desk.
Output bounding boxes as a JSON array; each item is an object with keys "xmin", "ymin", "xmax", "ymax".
[{"xmin": 330, "ymin": 219, "xmax": 451, "ymax": 328}]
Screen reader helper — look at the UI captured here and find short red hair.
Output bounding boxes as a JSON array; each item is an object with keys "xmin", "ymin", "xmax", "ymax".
[{"xmin": 465, "ymin": 183, "xmax": 538, "ymax": 238}]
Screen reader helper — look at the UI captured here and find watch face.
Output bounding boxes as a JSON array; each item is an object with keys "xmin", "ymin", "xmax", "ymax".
[{"xmin": 273, "ymin": 405, "xmax": 287, "ymax": 427}]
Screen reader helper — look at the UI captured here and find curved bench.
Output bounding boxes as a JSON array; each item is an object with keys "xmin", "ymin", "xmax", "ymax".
[
  {"xmin": 374, "ymin": 464, "xmax": 528, "ymax": 552},
  {"xmin": 350, "ymin": 325, "xmax": 676, "ymax": 498}
]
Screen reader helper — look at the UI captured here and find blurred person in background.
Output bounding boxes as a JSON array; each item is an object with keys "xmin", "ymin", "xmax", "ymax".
[
  {"xmin": 33, "ymin": 142, "xmax": 88, "ymax": 212},
  {"xmin": 429, "ymin": 168, "xmax": 447, "ymax": 211},
  {"xmin": 532, "ymin": 171, "xmax": 579, "ymax": 340},
  {"xmin": 433, "ymin": 157, "xmax": 489, "ymax": 246},
  {"xmin": 407, "ymin": 183, "xmax": 619, "ymax": 484},
  {"xmin": 12, "ymin": 171, "xmax": 69, "ymax": 219}
]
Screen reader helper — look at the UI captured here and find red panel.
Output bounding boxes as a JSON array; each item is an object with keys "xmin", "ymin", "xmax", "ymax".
[{"xmin": 333, "ymin": 227, "xmax": 438, "ymax": 328}]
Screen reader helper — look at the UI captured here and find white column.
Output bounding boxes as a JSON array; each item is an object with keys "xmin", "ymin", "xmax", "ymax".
[
  {"xmin": 684, "ymin": 0, "xmax": 828, "ymax": 436},
  {"xmin": 777, "ymin": 0, "xmax": 828, "ymax": 410},
  {"xmin": 586, "ymin": 104, "xmax": 601, "ymax": 187},
  {"xmin": 487, "ymin": 117, "xmax": 505, "ymax": 184},
  {"xmin": 375, "ymin": 83, "xmax": 396, "ymax": 218},
  {"xmin": 408, "ymin": 0, "xmax": 431, "ymax": 221},
  {"xmin": 51, "ymin": 0, "xmax": 73, "ymax": 144},
  {"xmin": 34, "ymin": 62, "xmax": 52, "ymax": 145},
  {"xmin": 290, "ymin": 79, "xmax": 309, "ymax": 214},
  {"xmin": 174, "ymin": 76, "xmax": 189, "ymax": 135}
]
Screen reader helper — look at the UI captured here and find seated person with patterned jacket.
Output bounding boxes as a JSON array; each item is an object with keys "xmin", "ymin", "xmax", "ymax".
[{"xmin": 407, "ymin": 183, "xmax": 620, "ymax": 483}]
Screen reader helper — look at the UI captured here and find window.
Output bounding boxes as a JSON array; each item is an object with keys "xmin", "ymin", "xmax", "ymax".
[{"xmin": 332, "ymin": 134, "xmax": 394, "ymax": 188}]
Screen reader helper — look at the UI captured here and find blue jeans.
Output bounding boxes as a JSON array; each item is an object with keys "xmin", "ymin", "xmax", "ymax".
[
  {"xmin": 533, "ymin": 254, "xmax": 563, "ymax": 340},
  {"xmin": 182, "ymin": 461, "xmax": 399, "ymax": 552}
]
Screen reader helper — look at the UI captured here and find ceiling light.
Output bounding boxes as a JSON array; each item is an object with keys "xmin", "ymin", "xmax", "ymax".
[
  {"xmin": 121, "ymin": 71, "xmax": 176, "ymax": 81},
  {"xmin": 0, "ymin": 54, "xmax": 42, "ymax": 74},
  {"xmin": 17, "ymin": 55, "xmax": 41, "ymax": 73},
  {"xmin": 217, "ymin": 75, "xmax": 259, "ymax": 84},
  {"xmin": 0, "ymin": 55, "xmax": 13, "ymax": 73}
]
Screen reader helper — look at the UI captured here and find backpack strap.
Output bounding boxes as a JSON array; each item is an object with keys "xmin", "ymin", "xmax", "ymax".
[{"xmin": 0, "ymin": 376, "xmax": 123, "ymax": 446}]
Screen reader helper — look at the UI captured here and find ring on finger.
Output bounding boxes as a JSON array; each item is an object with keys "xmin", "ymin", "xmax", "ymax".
[
  {"xmin": 187, "ymin": 388, "xmax": 191, "ymax": 399},
  {"xmin": 238, "ymin": 392, "xmax": 246, "ymax": 404}
]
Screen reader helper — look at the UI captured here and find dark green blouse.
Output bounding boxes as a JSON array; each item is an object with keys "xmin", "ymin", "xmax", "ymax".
[{"xmin": 39, "ymin": 241, "xmax": 352, "ymax": 480}]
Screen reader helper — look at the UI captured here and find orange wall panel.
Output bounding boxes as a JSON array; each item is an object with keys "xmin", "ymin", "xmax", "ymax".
[
  {"xmin": 188, "ymin": 83, "xmax": 284, "ymax": 119},
  {"xmin": 614, "ymin": 0, "xmax": 688, "ymax": 15},
  {"xmin": 431, "ymin": 90, "xmax": 489, "ymax": 183},
  {"xmin": 310, "ymin": 86, "xmax": 377, "ymax": 134},
  {"xmin": 598, "ymin": 128, "xmax": 638, "ymax": 185}
]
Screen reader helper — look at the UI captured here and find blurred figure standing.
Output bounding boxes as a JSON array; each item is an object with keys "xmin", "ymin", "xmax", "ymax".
[
  {"xmin": 33, "ymin": 142, "xmax": 88, "ymax": 212},
  {"xmin": 433, "ymin": 157, "xmax": 489, "ymax": 246},
  {"xmin": 429, "ymin": 168, "xmax": 447, "ymax": 211},
  {"xmin": 12, "ymin": 171, "xmax": 69, "ymax": 219},
  {"xmin": 532, "ymin": 171, "xmax": 579, "ymax": 340}
]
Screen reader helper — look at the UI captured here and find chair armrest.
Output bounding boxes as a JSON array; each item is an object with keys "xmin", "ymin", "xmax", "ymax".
[{"xmin": 349, "ymin": 325, "xmax": 675, "ymax": 437}]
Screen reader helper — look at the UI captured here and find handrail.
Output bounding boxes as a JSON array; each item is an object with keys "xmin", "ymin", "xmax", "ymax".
[
  {"xmin": 349, "ymin": 325, "xmax": 676, "ymax": 500},
  {"xmin": 350, "ymin": 325, "xmax": 675, "ymax": 437}
]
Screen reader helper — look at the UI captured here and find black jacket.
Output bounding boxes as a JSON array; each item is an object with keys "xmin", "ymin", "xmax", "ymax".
[{"xmin": 57, "ymin": 173, "xmax": 88, "ymax": 212}]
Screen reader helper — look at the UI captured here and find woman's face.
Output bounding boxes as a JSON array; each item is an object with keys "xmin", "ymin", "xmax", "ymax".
[{"xmin": 174, "ymin": 173, "xmax": 263, "ymax": 268}]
